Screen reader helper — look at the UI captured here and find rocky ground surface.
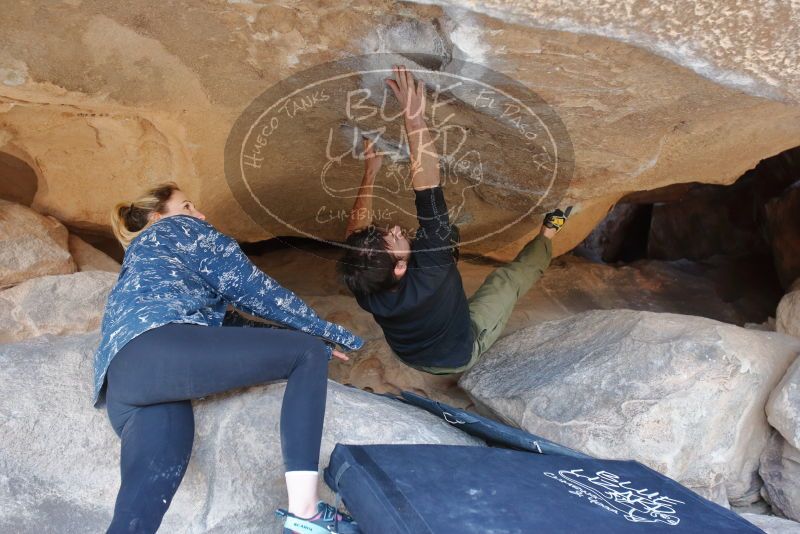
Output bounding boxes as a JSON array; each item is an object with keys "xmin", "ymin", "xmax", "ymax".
[{"xmin": 1, "ymin": 200, "xmax": 799, "ymax": 531}]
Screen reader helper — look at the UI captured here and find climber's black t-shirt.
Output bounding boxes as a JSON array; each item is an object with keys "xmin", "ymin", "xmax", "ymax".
[{"xmin": 355, "ymin": 186, "xmax": 474, "ymax": 369}]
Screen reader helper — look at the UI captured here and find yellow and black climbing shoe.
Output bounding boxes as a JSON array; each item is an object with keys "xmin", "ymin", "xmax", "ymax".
[{"xmin": 543, "ymin": 206, "xmax": 573, "ymax": 232}]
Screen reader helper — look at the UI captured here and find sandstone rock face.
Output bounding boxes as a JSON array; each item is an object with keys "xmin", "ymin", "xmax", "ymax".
[
  {"xmin": 68, "ymin": 233, "xmax": 121, "ymax": 273},
  {"xmin": 777, "ymin": 289, "xmax": 800, "ymax": 338},
  {"xmin": 0, "ymin": 271, "xmax": 117, "ymax": 343},
  {"xmin": 0, "ymin": 331, "xmax": 480, "ymax": 533},
  {"xmin": 0, "ymin": 199, "xmax": 75, "ymax": 288},
  {"xmin": 1, "ymin": 2, "xmax": 799, "ymax": 260},
  {"xmin": 459, "ymin": 309, "xmax": 800, "ymax": 505},
  {"xmin": 767, "ymin": 356, "xmax": 800, "ymax": 450},
  {"xmin": 412, "ymin": 0, "xmax": 800, "ymax": 103},
  {"xmin": 741, "ymin": 513, "xmax": 800, "ymax": 534},
  {"xmin": 759, "ymin": 431, "xmax": 800, "ymax": 522}
]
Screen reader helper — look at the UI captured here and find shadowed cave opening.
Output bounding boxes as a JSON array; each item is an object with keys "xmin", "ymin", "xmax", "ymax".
[
  {"xmin": 578, "ymin": 146, "xmax": 800, "ymax": 267},
  {"xmin": 0, "ymin": 151, "xmax": 38, "ymax": 207},
  {"xmin": 572, "ymin": 145, "xmax": 800, "ymax": 325}
]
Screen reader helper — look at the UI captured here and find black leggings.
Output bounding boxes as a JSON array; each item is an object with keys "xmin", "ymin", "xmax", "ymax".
[{"xmin": 104, "ymin": 322, "xmax": 330, "ymax": 534}]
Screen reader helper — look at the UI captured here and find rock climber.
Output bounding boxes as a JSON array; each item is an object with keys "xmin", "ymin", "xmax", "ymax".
[{"xmin": 338, "ymin": 64, "xmax": 572, "ymax": 376}]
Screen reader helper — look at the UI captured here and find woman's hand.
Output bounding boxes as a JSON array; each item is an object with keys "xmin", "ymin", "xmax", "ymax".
[
  {"xmin": 325, "ymin": 340, "xmax": 350, "ymax": 361},
  {"xmin": 331, "ymin": 349, "xmax": 349, "ymax": 362}
]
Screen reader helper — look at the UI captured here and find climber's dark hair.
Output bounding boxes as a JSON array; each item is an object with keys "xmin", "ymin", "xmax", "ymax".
[{"xmin": 337, "ymin": 226, "xmax": 400, "ymax": 296}]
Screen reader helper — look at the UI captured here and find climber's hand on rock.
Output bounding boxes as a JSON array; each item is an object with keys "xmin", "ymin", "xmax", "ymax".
[{"xmin": 385, "ymin": 64, "xmax": 427, "ymax": 126}]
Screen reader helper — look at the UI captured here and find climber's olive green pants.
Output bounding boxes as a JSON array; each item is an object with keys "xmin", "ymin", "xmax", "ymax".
[{"xmin": 411, "ymin": 233, "xmax": 553, "ymax": 374}]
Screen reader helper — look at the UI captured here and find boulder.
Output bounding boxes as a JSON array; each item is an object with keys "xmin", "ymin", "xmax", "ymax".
[
  {"xmin": 767, "ymin": 356, "xmax": 800, "ymax": 450},
  {"xmin": 745, "ymin": 317, "xmax": 778, "ymax": 332},
  {"xmin": 777, "ymin": 288, "xmax": 800, "ymax": 339},
  {"xmin": 0, "ymin": 271, "xmax": 117, "ymax": 343},
  {"xmin": 68, "ymin": 234, "xmax": 120, "ymax": 273},
  {"xmin": 0, "ymin": 199, "xmax": 75, "ymax": 289},
  {"xmin": 759, "ymin": 431, "xmax": 800, "ymax": 522},
  {"xmin": 0, "ymin": 331, "xmax": 481, "ymax": 533},
  {"xmin": 741, "ymin": 513, "xmax": 800, "ymax": 534},
  {"xmin": 733, "ymin": 499, "xmax": 774, "ymax": 516},
  {"xmin": 459, "ymin": 309, "xmax": 800, "ymax": 505}
]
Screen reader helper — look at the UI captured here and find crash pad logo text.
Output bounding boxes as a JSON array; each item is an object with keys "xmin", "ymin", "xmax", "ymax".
[{"xmin": 544, "ymin": 468, "xmax": 684, "ymax": 525}]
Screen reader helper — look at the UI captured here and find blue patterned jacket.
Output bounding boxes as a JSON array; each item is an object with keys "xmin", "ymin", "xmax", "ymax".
[{"xmin": 92, "ymin": 214, "xmax": 363, "ymax": 407}]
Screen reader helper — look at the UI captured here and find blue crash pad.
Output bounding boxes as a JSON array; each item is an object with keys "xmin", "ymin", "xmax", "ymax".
[{"xmin": 324, "ymin": 444, "xmax": 763, "ymax": 534}]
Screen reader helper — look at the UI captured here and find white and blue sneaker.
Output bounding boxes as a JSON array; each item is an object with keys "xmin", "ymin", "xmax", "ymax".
[{"xmin": 275, "ymin": 500, "xmax": 361, "ymax": 534}]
